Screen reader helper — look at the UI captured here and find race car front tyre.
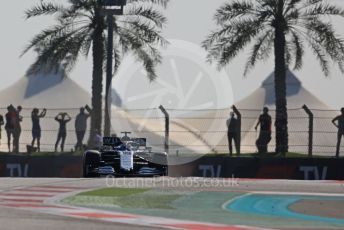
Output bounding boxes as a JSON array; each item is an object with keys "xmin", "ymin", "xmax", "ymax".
[{"xmin": 83, "ymin": 151, "xmax": 101, "ymax": 178}]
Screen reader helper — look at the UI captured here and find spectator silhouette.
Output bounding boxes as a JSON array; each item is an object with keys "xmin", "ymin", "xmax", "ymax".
[
  {"xmin": 13, "ymin": 105, "xmax": 23, "ymax": 153},
  {"xmin": 55, "ymin": 112, "xmax": 71, "ymax": 152},
  {"xmin": 31, "ymin": 108, "xmax": 46, "ymax": 152},
  {"xmin": 5, "ymin": 105, "xmax": 16, "ymax": 152},
  {"xmin": 226, "ymin": 112, "xmax": 239, "ymax": 156},
  {"xmin": 75, "ymin": 105, "xmax": 92, "ymax": 151},
  {"xmin": 0, "ymin": 113, "xmax": 4, "ymax": 146},
  {"xmin": 332, "ymin": 108, "xmax": 344, "ymax": 158},
  {"xmin": 255, "ymin": 107, "xmax": 272, "ymax": 154}
]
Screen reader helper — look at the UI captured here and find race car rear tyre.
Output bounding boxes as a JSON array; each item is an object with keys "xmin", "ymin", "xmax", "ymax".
[
  {"xmin": 151, "ymin": 153, "xmax": 168, "ymax": 166},
  {"xmin": 150, "ymin": 153, "xmax": 168, "ymax": 176},
  {"xmin": 162, "ymin": 166, "xmax": 168, "ymax": 176},
  {"xmin": 83, "ymin": 151, "xmax": 101, "ymax": 178}
]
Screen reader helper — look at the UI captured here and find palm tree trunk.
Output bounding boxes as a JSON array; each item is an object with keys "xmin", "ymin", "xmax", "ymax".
[
  {"xmin": 90, "ymin": 15, "xmax": 104, "ymax": 146},
  {"xmin": 274, "ymin": 0, "xmax": 289, "ymax": 154},
  {"xmin": 104, "ymin": 14, "xmax": 113, "ymax": 137}
]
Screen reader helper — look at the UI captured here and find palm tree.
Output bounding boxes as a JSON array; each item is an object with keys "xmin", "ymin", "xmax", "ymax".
[
  {"xmin": 22, "ymin": 0, "xmax": 168, "ymax": 143},
  {"xmin": 203, "ymin": 0, "xmax": 344, "ymax": 154}
]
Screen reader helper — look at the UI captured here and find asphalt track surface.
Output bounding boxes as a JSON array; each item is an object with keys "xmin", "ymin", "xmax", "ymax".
[
  {"xmin": 0, "ymin": 206, "xmax": 163, "ymax": 230},
  {"xmin": 0, "ymin": 178, "xmax": 343, "ymax": 230},
  {"xmin": 0, "ymin": 178, "xmax": 165, "ymax": 230}
]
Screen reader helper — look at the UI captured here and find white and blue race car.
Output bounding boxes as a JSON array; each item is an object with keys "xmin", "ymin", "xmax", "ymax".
[{"xmin": 82, "ymin": 133, "xmax": 168, "ymax": 177}]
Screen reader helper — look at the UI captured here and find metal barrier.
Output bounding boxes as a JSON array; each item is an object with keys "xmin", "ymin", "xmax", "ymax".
[{"xmin": 0, "ymin": 106, "xmax": 342, "ymax": 157}]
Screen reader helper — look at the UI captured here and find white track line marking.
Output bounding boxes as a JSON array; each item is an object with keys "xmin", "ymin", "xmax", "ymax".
[
  {"xmin": 221, "ymin": 190, "xmax": 344, "ymax": 213},
  {"xmin": 251, "ymin": 191, "xmax": 344, "ymax": 197},
  {"xmin": 221, "ymin": 192, "xmax": 254, "ymax": 211}
]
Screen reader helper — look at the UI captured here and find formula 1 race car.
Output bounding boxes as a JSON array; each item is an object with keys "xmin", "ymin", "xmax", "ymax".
[{"xmin": 82, "ymin": 132, "xmax": 168, "ymax": 177}]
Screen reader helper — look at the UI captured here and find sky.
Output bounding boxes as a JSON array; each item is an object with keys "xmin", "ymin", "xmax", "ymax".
[{"xmin": 1, "ymin": 0, "xmax": 344, "ymax": 109}]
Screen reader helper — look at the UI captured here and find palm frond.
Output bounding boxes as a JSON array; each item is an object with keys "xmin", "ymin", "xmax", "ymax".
[
  {"xmin": 67, "ymin": 0, "xmax": 96, "ymax": 17},
  {"xmin": 257, "ymin": 0, "xmax": 277, "ymax": 12},
  {"xmin": 27, "ymin": 26, "xmax": 90, "ymax": 75},
  {"xmin": 302, "ymin": 0, "xmax": 322, "ymax": 7},
  {"xmin": 214, "ymin": 0, "xmax": 255, "ymax": 25},
  {"xmin": 119, "ymin": 18, "xmax": 168, "ymax": 46},
  {"xmin": 285, "ymin": 41, "xmax": 292, "ymax": 67},
  {"xmin": 24, "ymin": 0, "xmax": 167, "ymax": 83},
  {"xmin": 125, "ymin": 6, "xmax": 167, "ymax": 28},
  {"xmin": 133, "ymin": 47, "xmax": 158, "ymax": 81},
  {"xmin": 285, "ymin": 8, "xmax": 299, "ymax": 22},
  {"xmin": 305, "ymin": 19, "xmax": 344, "ymax": 62},
  {"xmin": 289, "ymin": 30, "xmax": 304, "ymax": 70},
  {"xmin": 127, "ymin": 0, "xmax": 169, "ymax": 9},
  {"xmin": 204, "ymin": 18, "xmax": 265, "ymax": 68},
  {"xmin": 81, "ymin": 32, "xmax": 94, "ymax": 57},
  {"xmin": 303, "ymin": 2, "xmax": 344, "ymax": 17},
  {"xmin": 202, "ymin": 24, "xmax": 234, "ymax": 51},
  {"xmin": 305, "ymin": 36, "xmax": 330, "ymax": 76},
  {"xmin": 113, "ymin": 45, "xmax": 122, "ymax": 75},
  {"xmin": 25, "ymin": 2, "xmax": 64, "ymax": 19},
  {"xmin": 21, "ymin": 25, "xmax": 72, "ymax": 57},
  {"xmin": 117, "ymin": 21, "xmax": 162, "ymax": 81},
  {"xmin": 69, "ymin": 0, "xmax": 95, "ymax": 9},
  {"xmin": 244, "ymin": 30, "xmax": 273, "ymax": 76},
  {"xmin": 284, "ymin": 0, "xmax": 302, "ymax": 15},
  {"xmin": 60, "ymin": 8, "xmax": 93, "ymax": 23}
]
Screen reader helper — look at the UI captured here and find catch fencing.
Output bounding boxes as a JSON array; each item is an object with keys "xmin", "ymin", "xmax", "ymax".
[
  {"xmin": 0, "ymin": 106, "xmax": 341, "ymax": 156},
  {"xmin": 0, "ymin": 107, "xmax": 88, "ymax": 152},
  {"xmin": 112, "ymin": 106, "xmax": 341, "ymax": 157}
]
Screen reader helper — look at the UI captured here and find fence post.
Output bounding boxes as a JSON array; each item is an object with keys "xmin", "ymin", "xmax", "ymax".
[
  {"xmin": 232, "ymin": 105, "xmax": 241, "ymax": 155},
  {"xmin": 159, "ymin": 105, "xmax": 169, "ymax": 154},
  {"xmin": 302, "ymin": 105, "xmax": 313, "ymax": 157}
]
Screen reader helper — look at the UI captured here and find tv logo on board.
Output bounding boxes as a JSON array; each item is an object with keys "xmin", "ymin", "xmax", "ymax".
[
  {"xmin": 6, "ymin": 163, "xmax": 29, "ymax": 177},
  {"xmin": 299, "ymin": 166, "xmax": 328, "ymax": 180}
]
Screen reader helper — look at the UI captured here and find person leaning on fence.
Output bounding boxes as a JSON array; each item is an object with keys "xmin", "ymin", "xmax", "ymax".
[
  {"xmin": 31, "ymin": 108, "xmax": 47, "ymax": 152},
  {"xmin": 13, "ymin": 105, "xmax": 23, "ymax": 153},
  {"xmin": 5, "ymin": 105, "xmax": 16, "ymax": 152},
  {"xmin": 75, "ymin": 105, "xmax": 92, "ymax": 151},
  {"xmin": 332, "ymin": 107, "xmax": 344, "ymax": 158},
  {"xmin": 226, "ymin": 112, "xmax": 239, "ymax": 156},
  {"xmin": 255, "ymin": 107, "xmax": 272, "ymax": 154},
  {"xmin": 54, "ymin": 112, "xmax": 71, "ymax": 152},
  {"xmin": 0, "ymin": 113, "xmax": 4, "ymax": 146}
]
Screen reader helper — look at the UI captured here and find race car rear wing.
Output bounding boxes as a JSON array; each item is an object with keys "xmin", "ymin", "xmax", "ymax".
[
  {"xmin": 103, "ymin": 137, "xmax": 122, "ymax": 146},
  {"xmin": 103, "ymin": 136, "xmax": 147, "ymax": 147}
]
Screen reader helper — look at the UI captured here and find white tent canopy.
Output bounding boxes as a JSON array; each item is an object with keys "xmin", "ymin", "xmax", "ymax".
[
  {"xmin": 0, "ymin": 72, "xmax": 90, "ymax": 108},
  {"xmin": 237, "ymin": 70, "xmax": 331, "ymax": 109}
]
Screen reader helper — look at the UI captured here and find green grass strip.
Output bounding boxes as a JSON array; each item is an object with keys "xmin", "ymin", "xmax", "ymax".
[{"xmin": 79, "ymin": 188, "xmax": 149, "ymax": 197}]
